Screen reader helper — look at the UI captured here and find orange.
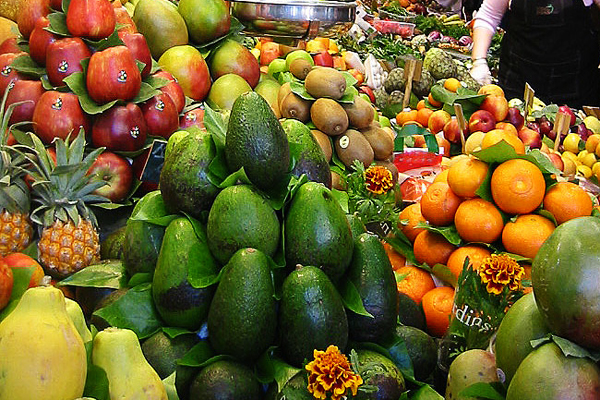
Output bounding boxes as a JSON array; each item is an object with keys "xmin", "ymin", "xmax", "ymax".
[
  {"xmin": 542, "ymin": 182, "xmax": 593, "ymax": 225},
  {"xmin": 422, "ymin": 286, "xmax": 455, "ymax": 337},
  {"xmin": 383, "ymin": 241, "xmax": 407, "ymax": 271},
  {"xmin": 417, "ymin": 99, "xmax": 426, "ymax": 110},
  {"xmin": 491, "ymin": 159, "xmax": 546, "ymax": 215},
  {"xmin": 0, "ymin": 257, "xmax": 13, "ymax": 310},
  {"xmin": 443, "ymin": 77, "xmax": 461, "ymax": 92},
  {"xmin": 395, "ymin": 265, "xmax": 435, "ymax": 304},
  {"xmin": 447, "ymin": 245, "xmax": 492, "ymax": 281},
  {"xmin": 413, "ymin": 230, "xmax": 457, "ymax": 267},
  {"xmin": 433, "ymin": 169, "xmax": 449, "ymax": 183},
  {"xmin": 397, "ymin": 203, "xmax": 427, "ymax": 242},
  {"xmin": 501, "ymin": 214, "xmax": 555, "ymax": 259},
  {"xmin": 420, "ymin": 182, "xmax": 462, "ymax": 226},
  {"xmin": 428, "ymin": 92, "xmax": 442, "ymax": 108},
  {"xmin": 454, "ymin": 198, "xmax": 504, "ymax": 243},
  {"xmin": 416, "ymin": 107, "xmax": 434, "ymax": 128},
  {"xmin": 447, "ymin": 157, "xmax": 489, "ymax": 198},
  {"xmin": 396, "ymin": 109, "xmax": 418, "ymax": 126},
  {"xmin": 481, "ymin": 129, "xmax": 525, "ymax": 154}
]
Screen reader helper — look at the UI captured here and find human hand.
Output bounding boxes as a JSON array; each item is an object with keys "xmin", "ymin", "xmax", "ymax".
[{"xmin": 470, "ymin": 60, "xmax": 492, "ymax": 85}]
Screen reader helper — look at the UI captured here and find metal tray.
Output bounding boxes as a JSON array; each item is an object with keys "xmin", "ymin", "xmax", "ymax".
[{"xmin": 230, "ymin": 0, "xmax": 357, "ymax": 40}]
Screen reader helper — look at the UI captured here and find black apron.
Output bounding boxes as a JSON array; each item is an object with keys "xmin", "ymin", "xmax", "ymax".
[{"xmin": 498, "ymin": 0, "xmax": 600, "ymax": 108}]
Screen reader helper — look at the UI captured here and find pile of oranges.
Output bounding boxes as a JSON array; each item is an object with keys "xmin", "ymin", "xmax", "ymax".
[{"xmin": 386, "ymin": 149, "xmax": 596, "ymax": 339}]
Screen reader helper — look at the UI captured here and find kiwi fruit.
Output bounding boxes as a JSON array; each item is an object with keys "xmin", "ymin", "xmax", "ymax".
[
  {"xmin": 374, "ymin": 160, "xmax": 399, "ymax": 184},
  {"xmin": 277, "ymin": 81, "xmax": 292, "ymax": 107},
  {"xmin": 334, "ymin": 129, "xmax": 374, "ymax": 169},
  {"xmin": 361, "ymin": 123, "xmax": 394, "ymax": 161},
  {"xmin": 304, "ymin": 67, "xmax": 347, "ymax": 99},
  {"xmin": 331, "ymin": 170, "xmax": 346, "ymax": 191},
  {"xmin": 310, "ymin": 129, "xmax": 333, "ymax": 162},
  {"xmin": 280, "ymin": 92, "xmax": 312, "ymax": 122},
  {"xmin": 289, "ymin": 58, "xmax": 312, "ymax": 80},
  {"xmin": 343, "ymin": 96, "xmax": 375, "ymax": 129},
  {"xmin": 310, "ymin": 98, "xmax": 349, "ymax": 136}
]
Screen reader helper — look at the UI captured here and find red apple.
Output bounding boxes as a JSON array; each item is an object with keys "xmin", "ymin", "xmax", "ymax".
[
  {"xmin": 50, "ymin": 0, "xmax": 62, "ymax": 9},
  {"xmin": 131, "ymin": 147, "xmax": 158, "ymax": 194},
  {"xmin": 32, "ymin": 91, "xmax": 91, "ymax": 143},
  {"xmin": 260, "ymin": 41, "xmax": 280, "ymax": 67},
  {"xmin": 87, "ymin": 151, "xmax": 133, "ymax": 202},
  {"xmin": 0, "ymin": 37, "xmax": 21, "ymax": 55},
  {"xmin": 358, "ymin": 85, "xmax": 375, "ymax": 103},
  {"xmin": 558, "ymin": 105, "xmax": 576, "ymax": 126},
  {"xmin": 545, "ymin": 152, "xmax": 564, "ymax": 171},
  {"xmin": 517, "ymin": 126, "xmax": 542, "ymax": 149},
  {"xmin": 118, "ymin": 32, "xmax": 152, "ymax": 77},
  {"xmin": 179, "ymin": 106, "xmax": 205, "ymax": 130},
  {"xmin": 208, "ymin": 39, "xmax": 260, "ymax": 88},
  {"xmin": 66, "ymin": 0, "xmax": 116, "ymax": 40},
  {"xmin": 5, "ymin": 79, "xmax": 45, "ymax": 125},
  {"xmin": 479, "ymin": 94, "xmax": 508, "ymax": 123},
  {"xmin": 87, "ymin": 45, "xmax": 141, "ymax": 104},
  {"xmin": 576, "ymin": 122, "xmax": 593, "ymax": 141},
  {"xmin": 113, "ymin": 3, "xmax": 137, "ymax": 34},
  {"xmin": 443, "ymin": 117, "xmax": 468, "ymax": 144},
  {"xmin": 538, "ymin": 116, "xmax": 553, "ymax": 136},
  {"xmin": 468, "ymin": 109, "xmax": 496, "ymax": 133},
  {"xmin": 28, "ymin": 16, "xmax": 57, "ymax": 66},
  {"xmin": 4, "ymin": 252, "xmax": 45, "ymax": 287},
  {"xmin": 505, "ymin": 107, "xmax": 524, "ymax": 130},
  {"xmin": 152, "ymin": 70, "xmax": 185, "ymax": 114},
  {"xmin": 91, "ymin": 102, "xmax": 147, "ymax": 151},
  {"xmin": 17, "ymin": 0, "xmax": 50, "ymax": 39},
  {"xmin": 428, "ymin": 109, "xmax": 452, "ymax": 134},
  {"xmin": 158, "ymin": 45, "xmax": 211, "ymax": 101},
  {"xmin": 45, "ymin": 37, "xmax": 91, "ymax": 87},
  {"xmin": 140, "ymin": 92, "xmax": 179, "ymax": 139},
  {"xmin": 527, "ymin": 121, "xmax": 541, "ymax": 134},
  {"xmin": 0, "ymin": 52, "xmax": 26, "ymax": 94},
  {"xmin": 313, "ymin": 50, "xmax": 334, "ymax": 68}
]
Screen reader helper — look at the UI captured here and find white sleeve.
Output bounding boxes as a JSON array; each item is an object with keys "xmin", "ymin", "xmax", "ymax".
[{"xmin": 472, "ymin": 0, "xmax": 509, "ymax": 33}]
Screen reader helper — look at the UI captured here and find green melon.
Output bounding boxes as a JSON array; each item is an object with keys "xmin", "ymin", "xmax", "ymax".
[{"xmin": 532, "ymin": 216, "xmax": 600, "ymax": 350}]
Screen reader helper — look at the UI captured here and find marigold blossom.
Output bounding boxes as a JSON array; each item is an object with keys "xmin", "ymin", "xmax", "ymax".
[
  {"xmin": 305, "ymin": 345, "xmax": 363, "ymax": 400},
  {"xmin": 364, "ymin": 165, "xmax": 394, "ymax": 195},
  {"xmin": 478, "ymin": 253, "xmax": 524, "ymax": 295}
]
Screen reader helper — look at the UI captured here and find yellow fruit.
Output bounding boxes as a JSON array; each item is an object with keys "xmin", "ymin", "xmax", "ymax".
[
  {"xmin": 595, "ymin": 141, "xmax": 600, "ymax": 158},
  {"xmin": 585, "ymin": 134, "xmax": 600, "ymax": 153},
  {"xmin": 583, "ymin": 116, "xmax": 600, "ymax": 135},
  {"xmin": 577, "ymin": 149, "xmax": 589, "ymax": 162},
  {"xmin": 577, "ymin": 164, "xmax": 593, "ymax": 179},
  {"xmin": 581, "ymin": 152, "xmax": 597, "ymax": 168},
  {"xmin": 563, "ymin": 133, "xmax": 581, "ymax": 154},
  {"xmin": 561, "ymin": 150, "xmax": 578, "ymax": 162},
  {"xmin": 592, "ymin": 162, "xmax": 600, "ymax": 177},
  {"xmin": 464, "ymin": 131, "xmax": 486, "ymax": 154},
  {"xmin": 562, "ymin": 157, "xmax": 577, "ymax": 177}
]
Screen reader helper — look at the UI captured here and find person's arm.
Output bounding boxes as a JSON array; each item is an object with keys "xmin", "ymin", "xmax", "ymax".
[{"xmin": 469, "ymin": 0, "xmax": 508, "ymax": 84}]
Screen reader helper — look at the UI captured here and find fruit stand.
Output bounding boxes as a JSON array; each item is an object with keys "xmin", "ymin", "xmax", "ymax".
[{"xmin": 0, "ymin": 0, "xmax": 600, "ymax": 398}]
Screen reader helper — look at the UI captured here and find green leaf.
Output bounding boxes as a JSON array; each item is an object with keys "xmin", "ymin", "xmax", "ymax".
[
  {"xmin": 385, "ymin": 336, "xmax": 415, "ymax": 380},
  {"xmin": 11, "ymin": 54, "xmax": 47, "ymax": 78},
  {"xmin": 82, "ymin": 364, "xmax": 110, "ymax": 400},
  {"xmin": 254, "ymin": 346, "xmax": 278, "ymax": 383},
  {"xmin": 410, "ymin": 384, "xmax": 445, "ymax": 399},
  {"xmin": 394, "ymin": 123, "xmax": 429, "ymax": 138},
  {"xmin": 458, "ymin": 382, "xmax": 505, "ymax": 400},
  {"xmin": 269, "ymin": 358, "xmax": 303, "ymax": 392},
  {"xmin": 331, "ymin": 188, "xmax": 349, "ymax": 214},
  {"xmin": 537, "ymin": 209, "xmax": 557, "ymax": 226},
  {"xmin": 177, "ymin": 342, "xmax": 225, "ymax": 367},
  {"xmin": 129, "ymin": 191, "xmax": 178, "ymax": 226},
  {"xmin": 58, "ymin": 260, "xmax": 127, "ymax": 289},
  {"xmin": 162, "ymin": 327, "xmax": 195, "ymax": 339},
  {"xmin": 185, "ymin": 214, "xmax": 222, "ymax": 289},
  {"xmin": 132, "ymin": 81, "xmax": 161, "ymax": 104},
  {"xmin": 47, "ymin": 11, "xmax": 70, "ymax": 36},
  {"xmin": 530, "ymin": 334, "xmax": 552, "ymax": 349},
  {"xmin": 91, "ymin": 283, "xmax": 163, "ymax": 339},
  {"xmin": 472, "ymin": 139, "xmax": 519, "ymax": 164},
  {"xmin": 385, "ymin": 232, "xmax": 417, "ymax": 266},
  {"xmin": 423, "ymin": 133, "xmax": 439, "ymax": 154},
  {"xmin": 127, "ymin": 272, "xmax": 153, "ymax": 287},
  {"xmin": 204, "ymin": 105, "xmax": 227, "ymax": 147},
  {"xmin": 432, "ymin": 264, "xmax": 458, "ymax": 287},
  {"xmin": 84, "ymin": 28, "xmax": 124, "ymax": 51},
  {"xmin": 342, "ymin": 70, "xmax": 358, "ymax": 88},
  {"xmin": 381, "ymin": 102, "xmax": 404, "ymax": 119},
  {"xmin": 163, "ymin": 371, "xmax": 179, "ymax": 400},
  {"xmin": 216, "ymin": 167, "xmax": 251, "ymax": 189},
  {"xmin": 551, "ymin": 334, "xmax": 600, "ymax": 362},
  {"xmin": 338, "ymin": 85, "xmax": 358, "ymax": 104},
  {"xmin": 421, "ymin": 223, "xmax": 462, "ymax": 246},
  {"xmin": 474, "ymin": 165, "xmax": 493, "ymax": 202},
  {"xmin": 289, "ymin": 80, "xmax": 315, "ymax": 101},
  {"xmin": 64, "ymin": 72, "xmax": 118, "ymax": 115},
  {"xmin": 430, "ymin": 84, "xmax": 457, "ymax": 105},
  {"xmin": 337, "ymin": 276, "xmax": 374, "ymax": 318},
  {"xmin": 522, "ymin": 149, "xmax": 560, "ymax": 175}
]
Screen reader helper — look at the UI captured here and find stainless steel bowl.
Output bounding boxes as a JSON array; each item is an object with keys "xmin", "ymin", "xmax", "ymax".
[{"xmin": 230, "ymin": 0, "xmax": 357, "ymax": 40}]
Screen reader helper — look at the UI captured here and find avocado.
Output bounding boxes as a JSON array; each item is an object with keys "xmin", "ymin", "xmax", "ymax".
[
  {"xmin": 266, "ymin": 371, "xmax": 314, "ymax": 400},
  {"xmin": 284, "ymin": 182, "xmax": 354, "ymax": 282},
  {"xmin": 282, "ymin": 119, "xmax": 331, "ymax": 188},
  {"xmin": 279, "ymin": 265, "xmax": 348, "ymax": 367},
  {"xmin": 141, "ymin": 330, "xmax": 200, "ymax": 379},
  {"xmin": 226, "ymin": 91, "xmax": 290, "ymax": 193},
  {"xmin": 346, "ymin": 213, "xmax": 367, "ymax": 241},
  {"xmin": 159, "ymin": 131, "xmax": 220, "ymax": 221},
  {"xmin": 189, "ymin": 359, "xmax": 261, "ymax": 400},
  {"xmin": 389, "ymin": 325, "xmax": 437, "ymax": 381},
  {"xmin": 207, "ymin": 248, "xmax": 277, "ymax": 364},
  {"xmin": 152, "ymin": 217, "xmax": 220, "ymax": 330},
  {"xmin": 353, "ymin": 349, "xmax": 406, "ymax": 400},
  {"xmin": 74, "ymin": 286, "xmax": 116, "ymax": 319},
  {"xmin": 346, "ymin": 232, "xmax": 399, "ymax": 345},
  {"xmin": 206, "ymin": 184, "xmax": 280, "ymax": 265},
  {"xmin": 100, "ymin": 225, "xmax": 126, "ymax": 260},
  {"xmin": 397, "ymin": 292, "xmax": 426, "ymax": 331}
]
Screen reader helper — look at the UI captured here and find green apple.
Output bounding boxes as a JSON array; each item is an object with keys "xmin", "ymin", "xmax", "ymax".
[
  {"xmin": 267, "ymin": 58, "xmax": 287, "ymax": 76},
  {"xmin": 379, "ymin": 115, "xmax": 391, "ymax": 128}
]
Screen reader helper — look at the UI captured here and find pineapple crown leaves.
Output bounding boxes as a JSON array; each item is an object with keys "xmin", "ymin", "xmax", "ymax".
[{"xmin": 20, "ymin": 130, "xmax": 110, "ymax": 228}]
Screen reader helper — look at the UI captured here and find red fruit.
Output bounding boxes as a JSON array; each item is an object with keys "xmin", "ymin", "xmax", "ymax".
[
  {"xmin": 313, "ymin": 50, "xmax": 334, "ymax": 68},
  {"xmin": 5, "ymin": 79, "xmax": 45, "ymax": 125},
  {"xmin": 260, "ymin": 41, "xmax": 280, "ymax": 66},
  {"xmin": 208, "ymin": 39, "xmax": 260, "ymax": 88},
  {"xmin": 17, "ymin": 0, "xmax": 50, "ymax": 39},
  {"xmin": 50, "ymin": 0, "xmax": 62, "ymax": 9},
  {"xmin": 131, "ymin": 147, "xmax": 158, "ymax": 194},
  {"xmin": 0, "ymin": 257, "xmax": 13, "ymax": 310},
  {"xmin": 4, "ymin": 252, "xmax": 45, "ymax": 288},
  {"xmin": 91, "ymin": 102, "xmax": 147, "ymax": 151},
  {"xmin": 558, "ymin": 105, "xmax": 576, "ymax": 126},
  {"xmin": 113, "ymin": 4, "xmax": 137, "ymax": 34},
  {"xmin": 140, "ymin": 92, "xmax": 178, "ymax": 139},
  {"xmin": 118, "ymin": 32, "xmax": 151, "ymax": 77},
  {"xmin": 87, "ymin": 151, "xmax": 133, "ymax": 202},
  {"xmin": 179, "ymin": 106, "xmax": 205, "ymax": 130},
  {"xmin": 87, "ymin": 45, "xmax": 141, "ymax": 104},
  {"xmin": 45, "ymin": 37, "xmax": 91, "ymax": 87},
  {"xmin": 153, "ymin": 70, "xmax": 185, "ymax": 113},
  {"xmin": 0, "ymin": 52, "xmax": 26, "ymax": 94},
  {"xmin": 0, "ymin": 37, "xmax": 21, "ymax": 55},
  {"xmin": 66, "ymin": 0, "xmax": 116, "ymax": 40},
  {"xmin": 32, "ymin": 91, "xmax": 91, "ymax": 143},
  {"xmin": 28, "ymin": 16, "xmax": 57, "ymax": 66}
]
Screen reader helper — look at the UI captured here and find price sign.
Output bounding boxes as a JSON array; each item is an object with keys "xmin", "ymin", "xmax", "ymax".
[
  {"xmin": 553, "ymin": 111, "xmax": 570, "ymax": 152},
  {"xmin": 583, "ymin": 106, "xmax": 600, "ymax": 119},
  {"xmin": 140, "ymin": 139, "xmax": 168, "ymax": 184},
  {"xmin": 402, "ymin": 59, "xmax": 423, "ymax": 108},
  {"xmin": 454, "ymin": 103, "xmax": 467, "ymax": 153},
  {"xmin": 523, "ymin": 83, "xmax": 535, "ymax": 120}
]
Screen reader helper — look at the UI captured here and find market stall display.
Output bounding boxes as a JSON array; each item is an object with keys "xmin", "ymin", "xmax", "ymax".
[{"xmin": 0, "ymin": 0, "xmax": 600, "ymax": 398}]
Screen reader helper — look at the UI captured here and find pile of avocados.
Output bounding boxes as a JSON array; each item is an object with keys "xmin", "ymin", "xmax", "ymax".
[{"xmin": 95, "ymin": 91, "xmax": 434, "ymax": 399}]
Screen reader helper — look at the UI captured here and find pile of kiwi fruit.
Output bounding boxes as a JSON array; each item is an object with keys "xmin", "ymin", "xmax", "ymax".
[{"xmin": 278, "ymin": 62, "xmax": 398, "ymax": 189}]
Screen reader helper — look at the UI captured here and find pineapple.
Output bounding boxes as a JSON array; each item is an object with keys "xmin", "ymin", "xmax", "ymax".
[
  {"xmin": 25, "ymin": 131, "xmax": 108, "ymax": 278},
  {"xmin": 0, "ymin": 84, "xmax": 34, "ymax": 256}
]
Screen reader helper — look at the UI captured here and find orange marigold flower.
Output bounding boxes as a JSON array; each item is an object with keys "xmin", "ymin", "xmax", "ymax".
[
  {"xmin": 306, "ymin": 345, "xmax": 363, "ymax": 400},
  {"xmin": 478, "ymin": 254, "xmax": 524, "ymax": 295},
  {"xmin": 364, "ymin": 165, "xmax": 394, "ymax": 195}
]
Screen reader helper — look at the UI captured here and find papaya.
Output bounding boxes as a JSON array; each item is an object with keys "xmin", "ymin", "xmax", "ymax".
[{"xmin": 0, "ymin": 286, "xmax": 87, "ymax": 400}]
